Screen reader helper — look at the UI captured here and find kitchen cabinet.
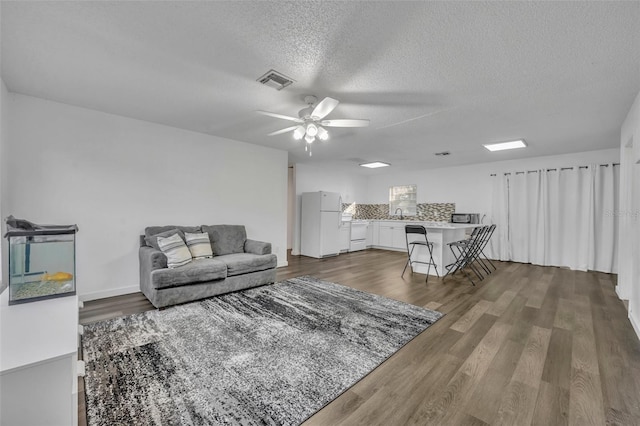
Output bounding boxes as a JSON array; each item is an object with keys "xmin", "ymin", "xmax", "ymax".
[
  {"xmin": 378, "ymin": 224, "xmax": 392, "ymax": 247},
  {"xmin": 366, "ymin": 223, "xmax": 373, "ymax": 247},
  {"xmin": 377, "ymin": 222, "xmax": 407, "ymax": 250},
  {"xmin": 371, "ymin": 222, "xmax": 379, "ymax": 246},
  {"xmin": 339, "ymin": 222, "xmax": 351, "ymax": 252}
]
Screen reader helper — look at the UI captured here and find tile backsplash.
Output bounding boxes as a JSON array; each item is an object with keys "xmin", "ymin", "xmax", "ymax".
[{"xmin": 342, "ymin": 203, "xmax": 455, "ymax": 222}]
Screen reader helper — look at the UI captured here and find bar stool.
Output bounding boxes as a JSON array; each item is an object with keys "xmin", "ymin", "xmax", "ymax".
[
  {"xmin": 445, "ymin": 225, "xmax": 488, "ymax": 286},
  {"xmin": 478, "ymin": 224, "xmax": 497, "ymax": 271},
  {"xmin": 401, "ymin": 225, "xmax": 439, "ymax": 283}
]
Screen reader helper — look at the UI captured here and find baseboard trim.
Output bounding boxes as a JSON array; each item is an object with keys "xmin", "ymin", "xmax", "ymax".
[
  {"xmin": 80, "ymin": 285, "xmax": 139, "ymax": 302},
  {"xmin": 616, "ymin": 285, "xmax": 629, "ymax": 301},
  {"xmin": 277, "ymin": 261, "xmax": 289, "ymax": 268},
  {"xmin": 371, "ymin": 245, "xmax": 406, "ymax": 253}
]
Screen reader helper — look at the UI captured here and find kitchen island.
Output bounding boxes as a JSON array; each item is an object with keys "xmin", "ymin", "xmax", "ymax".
[{"xmin": 370, "ymin": 221, "xmax": 479, "ymax": 276}]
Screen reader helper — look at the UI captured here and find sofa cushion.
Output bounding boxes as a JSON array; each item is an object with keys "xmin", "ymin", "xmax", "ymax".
[
  {"xmin": 145, "ymin": 225, "xmax": 201, "ymax": 240},
  {"xmin": 202, "ymin": 225, "xmax": 246, "ymax": 255},
  {"xmin": 184, "ymin": 232, "xmax": 213, "ymax": 259},
  {"xmin": 215, "ymin": 253, "xmax": 277, "ymax": 277},
  {"xmin": 157, "ymin": 233, "xmax": 193, "ymax": 269},
  {"xmin": 151, "ymin": 258, "xmax": 227, "ymax": 289},
  {"xmin": 145, "ymin": 229, "xmax": 185, "ymax": 251}
]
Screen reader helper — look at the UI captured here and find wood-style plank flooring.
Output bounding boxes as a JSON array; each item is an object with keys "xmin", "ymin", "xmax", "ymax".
[{"xmin": 79, "ymin": 249, "xmax": 640, "ymax": 425}]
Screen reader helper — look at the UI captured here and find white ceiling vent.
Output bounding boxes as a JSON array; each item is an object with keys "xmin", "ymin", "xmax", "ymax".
[{"xmin": 257, "ymin": 69, "xmax": 294, "ymax": 90}]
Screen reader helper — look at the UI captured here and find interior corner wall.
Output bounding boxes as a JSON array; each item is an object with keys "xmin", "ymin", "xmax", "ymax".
[
  {"xmin": 292, "ymin": 164, "xmax": 368, "ymax": 255},
  {"xmin": 619, "ymin": 89, "xmax": 640, "ymax": 338},
  {"xmin": 7, "ymin": 94, "xmax": 289, "ymax": 301}
]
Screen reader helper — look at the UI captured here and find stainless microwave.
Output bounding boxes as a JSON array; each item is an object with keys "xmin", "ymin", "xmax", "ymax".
[{"xmin": 451, "ymin": 213, "xmax": 481, "ymax": 224}]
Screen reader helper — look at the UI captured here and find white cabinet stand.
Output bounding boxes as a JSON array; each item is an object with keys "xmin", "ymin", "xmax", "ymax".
[{"xmin": 0, "ymin": 290, "xmax": 79, "ymax": 426}]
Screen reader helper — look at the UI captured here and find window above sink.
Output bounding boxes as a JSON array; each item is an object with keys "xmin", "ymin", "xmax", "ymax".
[{"xmin": 389, "ymin": 184, "xmax": 417, "ymax": 218}]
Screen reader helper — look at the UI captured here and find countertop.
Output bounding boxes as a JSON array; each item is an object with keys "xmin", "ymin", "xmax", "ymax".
[{"xmin": 366, "ymin": 219, "xmax": 479, "ymax": 229}]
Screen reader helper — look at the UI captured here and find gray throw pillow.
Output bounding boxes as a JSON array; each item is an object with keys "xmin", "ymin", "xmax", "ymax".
[
  {"xmin": 184, "ymin": 232, "xmax": 214, "ymax": 259},
  {"xmin": 156, "ymin": 233, "xmax": 192, "ymax": 269},
  {"xmin": 145, "ymin": 229, "xmax": 185, "ymax": 251}
]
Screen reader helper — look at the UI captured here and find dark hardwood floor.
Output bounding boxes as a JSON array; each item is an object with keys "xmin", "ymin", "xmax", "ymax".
[{"xmin": 79, "ymin": 249, "xmax": 640, "ymax": 425}]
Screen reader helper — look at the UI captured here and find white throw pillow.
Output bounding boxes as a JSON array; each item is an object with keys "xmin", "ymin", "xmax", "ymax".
[
  {"xmin": 184, "ymin": 232, "xmax": 214, "ymax": 260},
  {"xmin": 157, "ymin": 233, "xmax": 192, "ymax": 268}
]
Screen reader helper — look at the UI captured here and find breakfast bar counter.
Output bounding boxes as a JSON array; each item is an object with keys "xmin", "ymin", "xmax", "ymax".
[{"xmin": 370, "ymin": 221, "xmax": 478, "ymax": 276}]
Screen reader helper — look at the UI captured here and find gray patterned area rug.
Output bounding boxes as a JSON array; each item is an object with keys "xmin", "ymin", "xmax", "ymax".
[{"xmin": 82, "ymin": 276, "xmax": 443, "ymax": 425}]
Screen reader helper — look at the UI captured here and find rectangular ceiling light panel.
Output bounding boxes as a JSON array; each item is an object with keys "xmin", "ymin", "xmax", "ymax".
[
  {"xmin": 483, "ymin": 139, "xmax": 527, "ymax": 151},
  {"xmin": 360, "ymin": 162, "xmax": 391, "ymax": 168}
]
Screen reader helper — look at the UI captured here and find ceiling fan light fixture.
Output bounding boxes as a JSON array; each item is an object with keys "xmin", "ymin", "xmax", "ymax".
[
  {"xmin": 306, "ymin": 123, "xmax": 318, "ymax": 137},
  {"xmin": 257, "ymin": 96, "xmax": 368, "ymax": 156},
  {"xmin": 317, "ymin": 126, "xmax": 329, "ymax": 141},
  {"xmin": 293, "ymin": 125, "xmax": 305, "ymax": 140}
]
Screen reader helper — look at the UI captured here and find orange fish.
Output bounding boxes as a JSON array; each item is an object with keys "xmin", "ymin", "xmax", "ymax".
[{"xmin": 42, "ymin": 272, "xmax": 73, "ymax": 282}]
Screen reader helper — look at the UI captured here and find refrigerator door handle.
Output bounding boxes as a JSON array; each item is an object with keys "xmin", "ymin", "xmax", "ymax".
[{"xmin": 338, "ymin": 196, "xmax": 342, "ymax": 228}]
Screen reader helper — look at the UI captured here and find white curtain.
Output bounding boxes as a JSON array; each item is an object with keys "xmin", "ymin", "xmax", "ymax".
[
  {"xmin": 490, "ymin": 164, "xmax": 618, "ymax": 273},
  {"xmin": 488, "ymin": 174, "xmax": 510, "ymax": 261}
]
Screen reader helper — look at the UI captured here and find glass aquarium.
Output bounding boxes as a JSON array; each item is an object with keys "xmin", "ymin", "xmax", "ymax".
[{"xmin": 5, "ymin": 217, "xmax": 78, "ymax": 305}]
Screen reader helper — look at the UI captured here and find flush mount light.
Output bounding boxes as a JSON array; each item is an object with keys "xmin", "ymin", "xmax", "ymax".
[
  {"xmin": 360, "ymin": 162, "xmax": 391, "ymax": 169},
  {"xmin": 483, "ymin": 139, "xmax": 527, "ymax": 152}
]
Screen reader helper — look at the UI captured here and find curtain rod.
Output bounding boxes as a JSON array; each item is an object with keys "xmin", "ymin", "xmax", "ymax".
[{"xmin": 489, "ymin": 163, "xmax": 620, "ymax": 176}]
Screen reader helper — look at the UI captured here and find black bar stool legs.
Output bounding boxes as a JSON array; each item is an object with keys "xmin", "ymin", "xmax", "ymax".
[
  {"xmin": 444, "ymin": 225, "xmax": 496, "ymax": 286},
  {"xmin": 402, "ymin": 225, "xmax": 439, "ymax": 283}
]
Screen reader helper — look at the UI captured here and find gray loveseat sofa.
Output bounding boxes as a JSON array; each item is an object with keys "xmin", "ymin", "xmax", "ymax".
[{"xmin": 139, "ymin": 225, "xmax": 277, "ymax": 308}]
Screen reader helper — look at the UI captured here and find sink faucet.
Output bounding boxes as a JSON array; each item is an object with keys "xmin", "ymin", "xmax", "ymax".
[{"xmin": 394, "ymin": 208, "xmax": 404, "ymax": 220}]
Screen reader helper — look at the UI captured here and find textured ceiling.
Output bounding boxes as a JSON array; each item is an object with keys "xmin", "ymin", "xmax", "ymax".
[{"xmin": 2, "ymin": 1, "xmax": 639, "ymax": 174}]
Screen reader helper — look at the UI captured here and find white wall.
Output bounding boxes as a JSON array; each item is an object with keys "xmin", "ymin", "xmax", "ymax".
[
  {"xmin": 287, "ymin": 166, "xmax": 294, "ymax": 250},
  {"xmin": 365, "ymin": 148, "xmax": 621, "ymax": 222},
  {"xmin": 619, "ymin": 90, "xmax": 640, "ymax": 337},
  {"xmin": 292, "ymin": 163, "xmax": 368, "ymax": 254},
  {"xmin": 0, "ymin": 78, "xmax": 8, "ymax": 292},
  {"xmin": 7, "ymin": 94, "xmax": 288, "ymax": 300}
]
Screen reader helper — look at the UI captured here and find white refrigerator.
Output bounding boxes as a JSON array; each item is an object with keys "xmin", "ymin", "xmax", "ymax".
[{"xmin": 301, "ymin": 191, "xmax": 342, "ymax": 258}]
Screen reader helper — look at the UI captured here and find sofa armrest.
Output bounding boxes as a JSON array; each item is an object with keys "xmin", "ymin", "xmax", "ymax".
[
  {"xmin": 244, "ymin": 239, "xmax": 272, "ymax": 255},
  {"xmin": 139, "ymin": 246, "xmax": 168, "ymax": 270}
]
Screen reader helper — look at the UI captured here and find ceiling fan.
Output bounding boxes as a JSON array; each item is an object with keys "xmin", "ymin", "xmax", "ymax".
[{"xmin": 257, "ymin": 95, "xmax": 370, "ymax": 156}]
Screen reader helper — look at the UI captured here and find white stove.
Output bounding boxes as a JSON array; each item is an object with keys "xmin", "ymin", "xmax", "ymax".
[{"xmin": 349, "ymin": 220, "xmax": 369, "ymax": 251}]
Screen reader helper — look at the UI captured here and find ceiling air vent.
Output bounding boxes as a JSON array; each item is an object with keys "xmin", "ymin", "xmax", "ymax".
[
  {"xmin": 257, "ymin": 69, "xmax": 294, "ymax": 90},
  {"xmin": 435, "ymin": 151, "xmax": 451, "ymax": 156}
]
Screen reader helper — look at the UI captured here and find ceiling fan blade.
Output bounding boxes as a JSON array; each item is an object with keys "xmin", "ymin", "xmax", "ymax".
[
  {"xmin": 256, "ymin": 110, "xmax": 304, "ymax": 123},
  {"xmin": 267, "ymin": 126, "xmax": 298, "ymax": 136},
  {"xmin": 320, "ymin": 119, "xmax": 370, "ymax": 128},
  {"xmin": 311, "ymin": 97, "xmax": 339, "ymax": 120}
]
